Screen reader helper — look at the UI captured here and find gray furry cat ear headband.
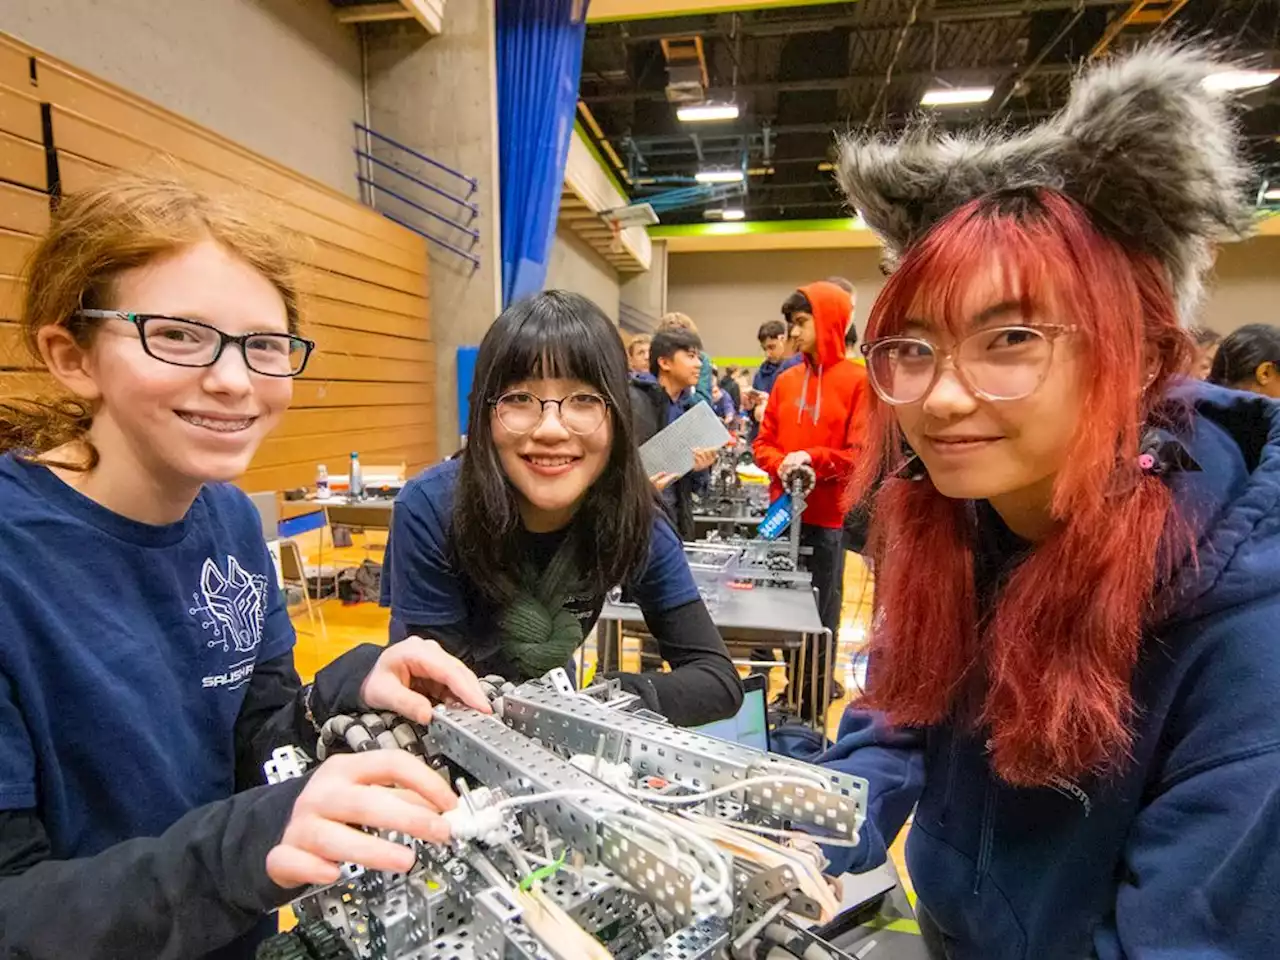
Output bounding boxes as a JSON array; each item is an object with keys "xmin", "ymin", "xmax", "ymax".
[{"xmin": 835, "ymin": 44, "xmax": 1255, "ymax": 325}]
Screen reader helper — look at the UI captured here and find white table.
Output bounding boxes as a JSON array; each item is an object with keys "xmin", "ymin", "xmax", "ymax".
[
  {"xmin": 597, "ymin": 584, "xmax": 833, "ymax": 739},
  {"xmin": 320, "ymin": 497, "xmax": 396, "ymax": 530}
]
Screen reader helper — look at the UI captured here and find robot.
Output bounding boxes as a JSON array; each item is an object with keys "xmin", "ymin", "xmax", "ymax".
[{"xmin": 258, "ymin": 668, "xmax": 868, "ymax": 960}]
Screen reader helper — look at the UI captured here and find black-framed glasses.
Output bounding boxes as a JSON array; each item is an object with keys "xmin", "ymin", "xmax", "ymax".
[
  {"xmin": 490, "ymin": 390, "xmax": 610, "ymax": 436},
  {"xmin": 75, "ymin": 310, "xmax": 315, "ymax": 378},
  {"xmin": 860, "ymin": 324, "xmax": 1078, "ymax": 405}
]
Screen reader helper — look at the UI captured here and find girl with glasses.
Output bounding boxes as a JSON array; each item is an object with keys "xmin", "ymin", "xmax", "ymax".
[
  {"xmin": 0, "ymin": 175, "xmax": 492, "ymax": 959},
  {"xmin": 793, "ymin": 47, "xmax": 1280, "ymax": 958},
  {"xmin": 383, "ymin": 291, "xmax": 742, "ymax": 727}
]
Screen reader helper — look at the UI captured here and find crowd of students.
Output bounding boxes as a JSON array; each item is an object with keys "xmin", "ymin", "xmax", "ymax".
[{"xmin": 0, "ymin": 42, "xmax": 1277, "ymax": 960}]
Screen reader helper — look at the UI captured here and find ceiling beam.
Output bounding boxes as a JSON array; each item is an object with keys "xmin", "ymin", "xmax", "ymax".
[
  {"xmin": 611, "ymin": 109, "xmax": 1057, "ymax": 147},
  {"xmin": 581, "ymin": 63, "xmax": 1074, "ymax": 103},
  {"xmin": 588, "ymin": 0, "xmax": 844, "ymax": 23},
  {"xmin": 601, "ymin": 1, "xmax": 1130, "ymax": 43}
]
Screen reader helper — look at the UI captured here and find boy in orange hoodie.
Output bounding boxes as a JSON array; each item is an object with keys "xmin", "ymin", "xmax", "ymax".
[{"xmin": 753, "ymin": 280, "xmax": 871, "ymax": 710}]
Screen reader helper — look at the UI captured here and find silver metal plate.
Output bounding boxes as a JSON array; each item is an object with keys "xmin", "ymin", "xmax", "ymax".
[
  {"xmin": 633, "ymin": 916, "xmax": 730, "ymax": 960},
  {"xmin": 599, "ymin": 821, "xmax": 694, "ymax": 921},
  {"xmin": 743, "ymin": 781, "xmax": 861, "ymax": 841},
  {"xmin": 423, "ymin": 706, "xmax": 614, "ymax": 853}
]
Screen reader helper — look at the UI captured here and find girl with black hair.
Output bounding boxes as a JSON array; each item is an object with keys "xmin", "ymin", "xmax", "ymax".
[
  {"xmin": 1208, "ymin": 323, "xmax": 1280, "ymax": 397},
  {"xmin": 382, "ymin": 291, "xmax": 743, "ymax": 727}
]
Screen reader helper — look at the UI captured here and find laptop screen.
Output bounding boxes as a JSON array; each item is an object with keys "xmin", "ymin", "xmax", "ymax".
[{"xmin": 694, "ymin": 674, "xmax": 769, "ymax": 752}]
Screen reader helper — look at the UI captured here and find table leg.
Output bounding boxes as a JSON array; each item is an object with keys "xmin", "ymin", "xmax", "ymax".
[
  {"xmin": 822, "ymin": 628, "xmax": 833, "ymax": 749},
  {"xmin": 811, "ymin": 630, "xmax": 820, "ymax": 733},
  {"xmin": 795, "ymin": 635, "xmax": 808, "ymax": 720}
]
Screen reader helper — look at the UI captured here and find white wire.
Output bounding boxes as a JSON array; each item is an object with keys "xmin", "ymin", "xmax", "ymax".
[
  {"xmin": 623, "ymin": 807, "xmax": 732, "ymax": 908},
  {"xmin": 705, "ymin": 819, "xmax": 863, "ymax": 848},
  {"xmin": 623, "ymin": 774, "xmax": 830, "ymax": 807},
  {"xmin": 486, "ymin": 775, "xmax": 859, "ymax": 910},
  {"xmin": 490, "ymin": 788, "xmax": 733, "ymax": 913}
]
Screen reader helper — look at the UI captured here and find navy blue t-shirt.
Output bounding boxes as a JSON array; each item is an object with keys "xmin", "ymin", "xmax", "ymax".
[
  {"xmin": 381, "ymin": 459, "xmax": 699, "ymax": 678},
  {"xmin": 0, "ymin": 455, "xmax": 294, "ymax": 858}
]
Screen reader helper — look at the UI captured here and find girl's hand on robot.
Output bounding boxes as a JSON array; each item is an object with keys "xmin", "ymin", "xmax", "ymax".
[
  {"xmin": 266, "ymin": 751, "xmax": 456, "ymax": 887},
  {"xmin": 360, "ymin": 636, "xmax": 494, "ymax": 725}
]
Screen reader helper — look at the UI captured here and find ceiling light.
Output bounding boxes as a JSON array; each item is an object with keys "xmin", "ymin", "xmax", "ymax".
[
  {"xmin": 703, "ymin": 207, "xmax": 746, "ymax": 220},
  {"xmin": 817, "ymin": 161, "xmax": 835, "ymax": 172},
  {"xmin": 695, "ymin": 168, "xmax": 744, "ymax": 184},
  {"xmin": 920, "ymin": 86, "xmax": 994, "ymax": 107},
  {"xmin": 1264, "ymin": 188, "xmax": 1280, "ymax": 202},
  {"xmin": 1203, "ymin": 69, "xmax": 1280, "ymax": 92},
  {"xmin": 677, "ymin": 102, "xmax": 740, "ymax": 122}
]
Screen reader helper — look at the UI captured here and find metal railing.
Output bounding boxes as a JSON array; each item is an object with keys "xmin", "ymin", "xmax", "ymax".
[{"xmin": 353, "ymin": 122, "xmax": 481, "ymax": 270}]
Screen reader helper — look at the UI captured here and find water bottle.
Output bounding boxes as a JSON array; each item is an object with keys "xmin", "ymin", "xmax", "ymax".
[
  {"xmin": 315, "ymin": 464, "xmax": 330, "ymax": 499},
  {"xmin": 349, "ymin": 451, "xmax": 364, "ymax": 499},
  {"xmin": 758, "ymin": 493, "xmax": 793, "ymax": 540}
]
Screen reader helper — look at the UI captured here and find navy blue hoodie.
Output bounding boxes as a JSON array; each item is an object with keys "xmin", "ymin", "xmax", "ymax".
[{"xmin": 778, "ymin": 382, "xmax": 1280, "ymax": 959}]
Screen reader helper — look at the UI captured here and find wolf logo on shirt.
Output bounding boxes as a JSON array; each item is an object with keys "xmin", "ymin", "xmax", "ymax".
[{"xmin": 191, "ymin": 555, "xmax": 267, "ymax": 654}]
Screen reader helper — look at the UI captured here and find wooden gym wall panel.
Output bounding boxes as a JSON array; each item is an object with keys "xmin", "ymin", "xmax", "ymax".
[
  {"xmin": 52, "ymin": 116, "xmax": 430, "ymax": 289},
  {"xmin": 0, "ymin": 31, "xmax": 438, "ymax": 492},
  {"xmin": 0, "ymin": 182, "xmax": 48, "ymax": 235},
  {"xmin": 0, "ymin": 229, "xmax": 36, "ymax": 275},
  {"xmin": 0, "ymin": 86, "xmax": 42, "ymax": 143}
]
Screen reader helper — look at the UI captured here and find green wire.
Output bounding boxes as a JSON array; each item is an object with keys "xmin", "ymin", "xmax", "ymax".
[{"xmin": 518, "ymin": 851, "xmax": 566, "ymax": 891}]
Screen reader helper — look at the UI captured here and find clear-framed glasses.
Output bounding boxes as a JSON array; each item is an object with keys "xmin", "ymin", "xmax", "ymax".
[
  {"xmin": 491, "ymin": 390, "xmax": 610, "ymax": 436},
  {"xmin": 860, "ymin": 324, "xmax": 1078, "ymax": 405},
  {"xmin": 75, "ymin": 310, "xmax": 315, "ymax": 378}
]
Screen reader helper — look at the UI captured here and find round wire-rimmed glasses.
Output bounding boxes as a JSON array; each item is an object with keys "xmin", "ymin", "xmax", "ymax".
[
  {"xmin": 490, "ymin": 390, "xmax": 611, "ymax": 436},
  {"xmin": 75, "ymin": 309, "xmax": 315, "ymax": 377},
  {"xmin": 860, "ymin": 324, "xmax": 1078, "ymax": 405}
]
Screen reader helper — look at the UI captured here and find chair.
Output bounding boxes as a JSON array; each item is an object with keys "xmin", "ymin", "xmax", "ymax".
[{"xmin": 278, "ymin": 538, "xmax": 328, "ymax": 641}]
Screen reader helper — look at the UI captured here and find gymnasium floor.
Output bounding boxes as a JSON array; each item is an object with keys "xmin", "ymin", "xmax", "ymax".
[{"xmin": 286, "ymin": 528, "xmax": 912, "ymax": 895}]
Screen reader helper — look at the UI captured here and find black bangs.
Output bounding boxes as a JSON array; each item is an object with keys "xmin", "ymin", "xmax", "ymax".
[{"xmin": 474, "ymin": 291, "xmax": 626, "ymax": 413}]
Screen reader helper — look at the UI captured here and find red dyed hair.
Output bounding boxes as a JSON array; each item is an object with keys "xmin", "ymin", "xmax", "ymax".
[{"xmin": 859, "ymin": 189, "xmax": 1193, "ymax": 786}]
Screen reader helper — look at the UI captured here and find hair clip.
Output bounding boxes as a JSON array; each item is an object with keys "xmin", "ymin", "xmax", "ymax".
[{"xmin": 1138, "ymin": 426, "xmax": 1201, "ymax": 477}]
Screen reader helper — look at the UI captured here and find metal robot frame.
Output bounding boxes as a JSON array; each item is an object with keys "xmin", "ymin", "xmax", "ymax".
[{"xmin": 259, "ymin": 668, "xmax": 868, "ymax": 960}]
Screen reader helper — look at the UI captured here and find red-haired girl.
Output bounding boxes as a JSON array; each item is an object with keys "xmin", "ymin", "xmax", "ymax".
[{"xmin": 806, "ymin": 46, "xmax": 1280, "ymax": 958}]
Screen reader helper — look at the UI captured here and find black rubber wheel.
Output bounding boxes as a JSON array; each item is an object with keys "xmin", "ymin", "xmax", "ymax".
[
  {"xmin": 255, "ymin": 931, "xmax": 309, "ymax": 960},
  {"xmin": 256, "ymin": 921, "xmax": 355, "ymax": 960},
  {"xmin": 296, "ymin": 920, "xmax": 357, "ymax": 960}
]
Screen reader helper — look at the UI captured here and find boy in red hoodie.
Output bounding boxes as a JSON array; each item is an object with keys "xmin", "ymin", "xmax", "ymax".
[{"xmin": 753, "ymin": 280, "xmax": 871, "ymax": 710}]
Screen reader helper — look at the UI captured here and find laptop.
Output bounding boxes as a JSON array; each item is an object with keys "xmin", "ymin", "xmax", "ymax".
[{"xmin": 694, "ymin": 673, "xmax": 769, "ymax": 752}]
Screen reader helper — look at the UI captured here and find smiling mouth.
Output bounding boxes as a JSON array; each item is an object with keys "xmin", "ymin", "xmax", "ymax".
[
  {"xmin": 927, "ymin": 436, "xmax": 1002, "ymax": 448},
  {"xmin": 521, "ymin": 454, "xmax": 580, "ymax": 468},
  {"xmin": 177, "ymin": 412, "xmax": 258, "ymax": 433}
]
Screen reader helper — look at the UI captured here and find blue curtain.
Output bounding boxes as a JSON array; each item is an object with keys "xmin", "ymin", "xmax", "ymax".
[{"xmin": 496, "ymin": 0, "xmax": 589, "ymax": 307}]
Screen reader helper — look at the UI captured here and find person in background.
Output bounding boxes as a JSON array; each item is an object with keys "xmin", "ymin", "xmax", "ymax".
[
  {"xmin": 626, "ymin": 334, "xmax": 652, "ymax": 380},
  {"xmin": 747, "ymin": 320, "xmax": 803, "ymax": 442},
  {"xmin": 384, "ymin": 293, "xmax": 741, "ymax": 726},
  {"xmin": 754, "ymin": 281, "xmax": 871, "ymax": 711},
  {"xmin": 845, "ymin": 325, "xmax": 860, "ymax": 362},
  {"xmin": 1207, "ymin": 323, "xmax": 1280, "ymax": 397},
  {"xmin": 0, "ymin": 175, "xmax": 490, "ymax": 960},
  {"xmin": 753, "ymin": 319, "xmax": 802, "ymax": 394},
  {"xmin": 657, "ymin": 312, "xmax": 714, "ymax": 405},
  {"xmin": 719, "ymin": 364, "xmax": 742, "ymax": 409},
  {"xmin": 1188, "ymin": 326, "xmax": 1221, "ymax": 380},
  {"xmin": 631, "ymin": 328, "xmax": 720, "ymax": 539},
  {"xmin": 710, "ymin": 375, "xmax": 737, "ymax": 426}
]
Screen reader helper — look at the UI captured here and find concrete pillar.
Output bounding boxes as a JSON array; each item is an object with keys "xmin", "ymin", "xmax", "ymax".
[
  {"xmin": 364, "ymin": 0, "xmax": 503, "ymax": 458},
  {"xmin": 620, "ymin": 239, "xmax": 668, "ymax": 328}
]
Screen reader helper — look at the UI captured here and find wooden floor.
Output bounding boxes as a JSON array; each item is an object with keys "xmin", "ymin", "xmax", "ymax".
[{"xmin": 286, "ymin": 527, "xmax": 911, "ymax": 895}]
